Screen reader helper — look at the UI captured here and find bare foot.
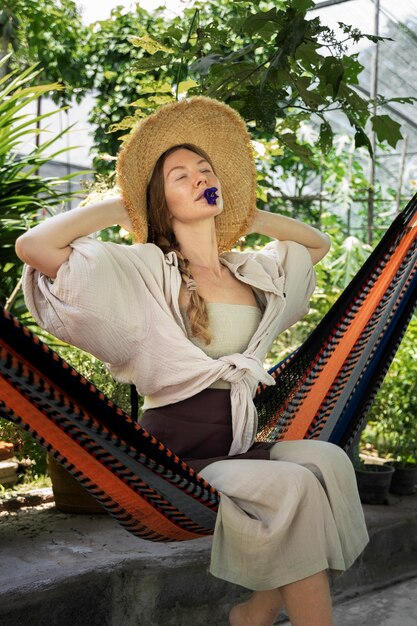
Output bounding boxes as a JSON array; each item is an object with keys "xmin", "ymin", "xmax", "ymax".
[
  {"xmin": 229, "ymin": 602, "xmax": 254, "ymax": 626},
  {"xmin": 229, "ymin": 600, "xmax": 277, "ymax": 626}
]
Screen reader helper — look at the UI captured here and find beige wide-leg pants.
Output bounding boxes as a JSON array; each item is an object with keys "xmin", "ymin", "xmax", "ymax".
[{"xmin": 199, "ymin": 440, "xmax": 369, "ymax": 591}]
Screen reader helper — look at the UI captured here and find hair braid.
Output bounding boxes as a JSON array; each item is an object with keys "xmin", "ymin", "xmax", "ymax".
[{"xmin": 177, "ymin": 248, "xmax": 211, "ymax": 345}]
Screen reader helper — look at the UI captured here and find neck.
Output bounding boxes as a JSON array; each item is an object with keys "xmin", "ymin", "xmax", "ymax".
[{"xmin": 173, "ymin": 221, "xmax": 222, "ymax": 274}]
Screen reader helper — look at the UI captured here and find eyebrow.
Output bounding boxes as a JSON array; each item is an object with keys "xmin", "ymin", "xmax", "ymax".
[{"xmin": 166, "ymin": 159, "xmax": 210, "ymax": 178}]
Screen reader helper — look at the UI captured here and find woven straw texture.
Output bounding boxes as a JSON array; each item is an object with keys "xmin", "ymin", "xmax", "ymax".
[{"xmin": 116, "ymin": 96, "xmax": 257, "ymax": 251}]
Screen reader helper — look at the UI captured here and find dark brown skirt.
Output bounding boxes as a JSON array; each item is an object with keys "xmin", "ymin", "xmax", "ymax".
[{"xmin": 140, "ymin": 388, "xmax": 273, "ymax": 472}]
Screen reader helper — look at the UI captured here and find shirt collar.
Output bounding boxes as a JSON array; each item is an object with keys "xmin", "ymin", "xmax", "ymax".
[
  {"xmin": 164, "ymin": 248, "xmax": 285, "ymax": 296},
  {"xmin": 219, "ymin": 250, "xmax": 285, "ymax": 296}
]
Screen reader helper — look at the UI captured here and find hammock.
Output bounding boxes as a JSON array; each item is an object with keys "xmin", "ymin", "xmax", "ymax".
[{"xmin": 1, "ymin": 194, "xmax": 417, "ymax": 542}]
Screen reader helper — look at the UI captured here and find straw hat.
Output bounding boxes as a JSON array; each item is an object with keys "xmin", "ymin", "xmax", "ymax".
[{"xmin": 116, "ymin": 96, "xmax": 257, "ymax": 251}]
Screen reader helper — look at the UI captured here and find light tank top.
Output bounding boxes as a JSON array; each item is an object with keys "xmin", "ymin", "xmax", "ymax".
[{"xmin": 180, "ymin": 303, "xmax": 263, "ymax": 389}]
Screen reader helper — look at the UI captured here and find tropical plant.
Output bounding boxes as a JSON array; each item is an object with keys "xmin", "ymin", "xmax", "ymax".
[
  {"xmin": 0, "ymin": 58, "xmax": 89, "ymax": 478},
  {"xmin": 53, "ymin": 344, "xmax": 133, "ymax": 416},
  {"xmin": 117, "ymin": 0, "xmax": 409, "ymax": 152},
  {"xmin": 361, "ymin": 316, "xmax": 417, "ymax": 467},
  {"xmin": 57, "ymin": 0, "xmax": 411, "ymax": 176},
  {"xmin": 79, "ymin": 3, "xmax": 173, "ymax": 174},
  {"xmin": 264, "ymin": 210, "xmax": 372, "ymax": 364},
  {"xmin": 0, "ymin": 0, "xmax": 87, "ymax": 101},
  {"xmin": 0, "ymin": 57, "xmax": 86, "ymax": 313}
]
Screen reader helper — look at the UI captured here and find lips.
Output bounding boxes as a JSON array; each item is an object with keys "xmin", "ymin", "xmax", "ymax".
[
  {"xmin": 203, "ymin": 187, "xmax": 219, "ymax": 205},
  {"xmin": 195, "ymin": 188, "xmax": 219, "ymax": 204}
]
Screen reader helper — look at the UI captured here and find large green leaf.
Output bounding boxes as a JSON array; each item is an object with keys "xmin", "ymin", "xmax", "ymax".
[
  {"xmin": 0, "ymin": 63, "xmax": 85, "ymax": 310},
  {"xmin": 291, "ymin": 75, "xmax": 327, "ymax": 109},
  {"xmin": 132, "ymin": 52, "xmax": 172, "ymax": 72},
  {"xmin": 289, "ymin": 0, "xmax": 315, "ymax": 10},
  {"xmin": 318, "ymin": 57, "xmax": 345, "ymax": 98},
  {"xmin": 278, "ymin": 133, "xmax": 315, "ymax": 167},
  {"xmin": 242, "ymin": 8, "xmax": 283, "ymax": 37},
  {"xmin": 371, "ymin": 114, "xmax": 402, "ymax": 149},
  {"xmin": 129, "ymin": 34, "xmax": 175, "ymax": 55},
  {"xmin": 354, "ymin": 126, "xmax": 372, "ymax": 153},
  {"xmin": 318, "ymin": 121, "xmax": 334, "ymax": 152}
]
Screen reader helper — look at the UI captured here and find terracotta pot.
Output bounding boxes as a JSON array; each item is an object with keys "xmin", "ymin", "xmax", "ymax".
[
  {"xmin": 389, "ymin": 463, "xmax": 417, "ymax": 496},
  {"xmin": 355, "ymin": 463, "xmax": 395, "ymax": 505},
  {"xmin": 47, "ymin": 456, "xmax": 106, "ymax": 514},
  {"xmin": 0, "ymin": 441, "xmax": 15, "ymax": 461}
]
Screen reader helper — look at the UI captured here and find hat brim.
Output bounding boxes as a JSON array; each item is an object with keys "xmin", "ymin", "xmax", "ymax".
[{"xmin": 116, "ymin": 96, "xmax": 257, "ymax": 251}]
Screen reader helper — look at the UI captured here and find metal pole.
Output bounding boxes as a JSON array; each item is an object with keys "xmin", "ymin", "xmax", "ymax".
[
  {"xmin": 396, "ymin": 135, "xmax": 408, "ymax": 213},
  {"xmin": 347, "ymin": 145, "xmax": 353, "ymax": 237},
  {"xmin": 66, "ymin": 109, "xmax": 72, "ymax": 210},
  {"xmin": 367, "ymin": 0, "xmax": 380, "ymax": 245}
]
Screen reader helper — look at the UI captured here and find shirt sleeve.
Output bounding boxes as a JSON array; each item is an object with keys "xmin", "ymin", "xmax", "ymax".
[
  {"xmin": 22, "ymin": 236, "xmax": 149, "ymax": 366},
  {"xmin": 256, "ymin": 239, "xmax": 317, "ymax": 330}
]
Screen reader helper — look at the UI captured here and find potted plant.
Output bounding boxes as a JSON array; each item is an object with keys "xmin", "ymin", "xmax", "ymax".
[
  {"xmin": 353, "ymin": 447, "xmax": 395, "ymax": 505},
  {"xmin": 390, "ymin": 460, "xmax": 417, "ymax": 495},
  {"xmin": 387, "ymin": 440, "xmax": 417, "ymax": 496},
  {"xmin": 360, "ymin": 319, "xmax": 417, "ymax": 498},
  {"xmin": 363, "ymin": 421, "xmax": 417, "ymax": 497}
]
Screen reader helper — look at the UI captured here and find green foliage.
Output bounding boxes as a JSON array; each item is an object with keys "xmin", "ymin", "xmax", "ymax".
[
  {"xmin": 371, "ymin": 114, "xmax": 403, "ymax": 149},
  {"xmin": 50, "ymin": 0, "xmax": 410, "ymax": 174},
  {"xmin": 52, "ymin": 343, "xmax": 133, "ymax": 416},
  {"xmin": 266, "ymin": 223, "xmax": 371, "ymax": 364},
  {"xmin": 1, "ymin": 0, "xmax": 87, "ymax": 102},
  {"xmin": 0, "ymin": 58, "xmax": 85, "ymax": 310},
  {"xmin": 0, "ymin": 416, "xmax": 49, "ymax": 476},
  {"xmin": 80, "ymin": 4, "xmax": 174, "ymax": 173},
  {"xmin": 324, "ymin": 236, "xmax": 372, "ymax": 289},
  {"xmin": 3, "ymin": 0, "xmax": 413, "ymax": 177},
  {"xmin": 362, "ymin": 317, "xmax": 417, "ymax": 465},
  {"xmin": 245, "ymin": 127, "xmax": 391, "ymax": 244}
]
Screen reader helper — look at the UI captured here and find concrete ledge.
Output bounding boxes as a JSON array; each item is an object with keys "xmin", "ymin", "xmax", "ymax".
[
  {"xmin": 332, "ymin": 494, "xmax": 417, "ymax": 600},
  {"xmin": 1, "ymin": 494, "xmax": 416, "ymax": 626}
]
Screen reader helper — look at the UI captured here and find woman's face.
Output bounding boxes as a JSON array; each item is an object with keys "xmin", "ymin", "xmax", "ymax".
[{"xmin": 163, "ymin": 148, "xmax": 223, "ymax": 226}]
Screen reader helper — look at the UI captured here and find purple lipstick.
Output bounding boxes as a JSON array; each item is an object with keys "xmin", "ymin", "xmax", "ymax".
[{"xmin": 203, "ymin": 187, "xmax": 219, "ymax": 205}]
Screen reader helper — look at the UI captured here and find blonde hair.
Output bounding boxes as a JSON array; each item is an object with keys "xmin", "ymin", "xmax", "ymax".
[{"xmin": 147, "ymin": 143, "xmax": 214, "ymax": 345}]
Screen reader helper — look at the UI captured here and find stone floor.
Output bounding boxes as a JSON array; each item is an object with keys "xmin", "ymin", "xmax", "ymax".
[
  {"xmin": 1, "ymin": 492, "xmax": 416, "ymax": 625},
  {"xmin": 280, "ymin": 576, "xmax": 417, "ymax": 626}
]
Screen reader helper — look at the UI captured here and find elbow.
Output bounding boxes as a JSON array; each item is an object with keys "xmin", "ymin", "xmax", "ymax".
[
  {"xmin": 310, "ymin": 233, "xmax": 331, "ymax": 265},
  {"xmin": 14, "ymin": 232, "xmax": 62, "ymax": 278},
  {"xmin": 322, "ymin": 233, "xmax": 331, "ymax": 257},
  {"xmin": 15, "ymin": 231, "xmax": 45, "ymax": 268},
  {"xmin": 15, "ymin": 233, "xmax": 34, "ymax": 265}
]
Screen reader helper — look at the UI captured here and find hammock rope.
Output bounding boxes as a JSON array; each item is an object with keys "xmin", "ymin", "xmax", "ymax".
[
  {"xmin": 1, "ymin": 194, "xmax": 416, "ymax": 542},
  {"xmin": 255, "ymin": 195, "xmax": 417, "ymax": 445}
]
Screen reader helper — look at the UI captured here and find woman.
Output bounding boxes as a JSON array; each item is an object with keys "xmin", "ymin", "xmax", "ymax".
[{"xmin": 16, "ymin": 97, "xmax": 369, "ymax": 626}]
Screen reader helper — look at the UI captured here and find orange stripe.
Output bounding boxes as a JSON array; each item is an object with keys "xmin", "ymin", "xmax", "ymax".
[
  {"xmin": 1, "ymin": 342, "xmax": 218, "ymax": 503},
  {"xmin": 0, "ymin": 376, "xmax": 201, "ymax": 540},
  {"xmin": 284, "ymin": 227, "xmax": 417, "ymax": 440}
]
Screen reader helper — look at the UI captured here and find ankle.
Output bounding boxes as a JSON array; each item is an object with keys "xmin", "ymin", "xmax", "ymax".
[{"xmin": 229, "ymin": 598, "xmax": 280, "ymax": 626}]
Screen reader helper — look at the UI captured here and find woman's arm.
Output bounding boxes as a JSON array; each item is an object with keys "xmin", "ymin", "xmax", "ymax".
[
  {"xmin": 15, "ymin": 196, "xmax": 132, "ymax": 279},
  {"xmin": 247, "ymin": 209, "xmax": 331, "ymax": 265}
]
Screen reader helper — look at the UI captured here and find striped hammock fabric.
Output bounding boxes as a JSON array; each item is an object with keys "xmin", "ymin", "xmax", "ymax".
[{"xmin": 1, "ymin": 194, "xmax": 416, "ymax": 542}]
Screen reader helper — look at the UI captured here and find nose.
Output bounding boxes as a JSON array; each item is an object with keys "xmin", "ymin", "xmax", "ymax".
[{"xmin": 194, "ymin": 171, "xmax": 208, "ymax": 187}]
